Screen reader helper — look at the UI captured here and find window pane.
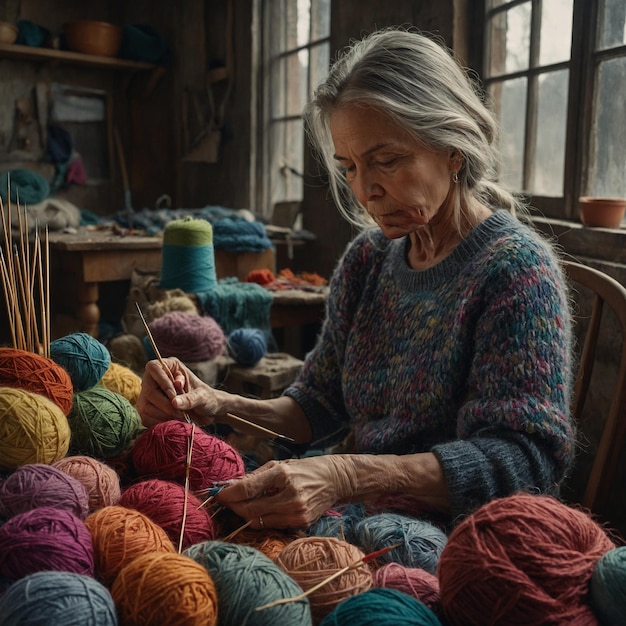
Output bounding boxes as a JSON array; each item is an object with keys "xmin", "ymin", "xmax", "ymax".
[
  {"xmin": 310, "ymin": 41, "xmax": 330, "ymax": 94},
  {"xmin": 598, "ymin": 0, "xmax": 626, "ymax": 50},
  {"xmin": 487, "ymin": 2, "xmax": 531, "ymax": 76},
  {"xmin": 539, "ymin": 0, "xmax": 573, "ymax": 65},
  {"xmin": 269, "ymin": 119, "xmax": 304, "ymax": 205},
  {"xmin": 286, "ymin": 49, "xmax": 309, "ymax": 116},
  {"xmin": 489, "ymin": 78, "xmax": 527, "ymax": 189},
  {"xmin": 296, "ymin": 0, "xmax": 311, "ymax": 47},
  {"xmin": 533, "ymin": 70, "xmax": 569, "ymax": 196},
  {"xmin": 311, "ymin": 0, "xmax": 330, "ymax": 40},
  {"xmin": 588, "ymin": 56, "xmax": 626, "ymax": 197},
  {"xmin": 270, "ymin": 56, "xmax": 286, "ymax": 118}
]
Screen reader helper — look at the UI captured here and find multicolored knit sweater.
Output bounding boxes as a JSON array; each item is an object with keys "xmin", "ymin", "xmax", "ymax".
[{"xmin": 284, "ymin": 210, "xmax": 575, "ymax": 519}]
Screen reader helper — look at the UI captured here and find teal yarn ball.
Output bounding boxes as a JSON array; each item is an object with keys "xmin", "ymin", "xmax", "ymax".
[
  {"xmin": 352, "ymin": 513, "xmax": 447, "ymax": 574},
  {"xmin": 68, "ymin": 387, "xmax": 143, "ymax": 459},
  {"xmin": 50, "ymin": 332, "xmax": 111, "ymax": 392},
  {"xmin": 228, "ymin": 327, "xmax": 267, "ymax": 367},
  {"xmin": 306, "ymin": 503, "xmax": 366, "ymax": 542},
  {"xmin": 591, "ymin": 546, "xmax": 626, "ymax": 625},
  {"xmin": 319, "ymin": 588, "xmax": 442, "ymax": 626},
  {"xmin": 0, "ymin": 168, "xmax": 50, "ymax": 205},
  {"xmin": 0, "ymin": 571, "xmax": 117, "ymax": 626},
  {"xmin": 185, "ymin": 540, "xmax": 313, "ymax": 626}
]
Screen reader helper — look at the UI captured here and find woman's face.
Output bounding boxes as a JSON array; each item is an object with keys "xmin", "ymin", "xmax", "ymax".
[{"xmin": 330, "ymin": 105, "xmax": 456, "ymax": 239}]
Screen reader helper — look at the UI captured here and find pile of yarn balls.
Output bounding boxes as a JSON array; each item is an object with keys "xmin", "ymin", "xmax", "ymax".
[{"xmin": 2, "ymin": 333, "xmax": 626, "ymax": 625}]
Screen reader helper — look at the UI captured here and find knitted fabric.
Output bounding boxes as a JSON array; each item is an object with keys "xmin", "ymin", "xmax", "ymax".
[{"xmin": 285, "ymin": 211, "xmax": 575, "ymax": 521}]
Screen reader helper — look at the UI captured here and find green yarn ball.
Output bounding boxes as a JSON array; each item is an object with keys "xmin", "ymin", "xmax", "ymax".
[{"xmin": 68, "ymin": 387, "xmax": 143, "ymax": 459}]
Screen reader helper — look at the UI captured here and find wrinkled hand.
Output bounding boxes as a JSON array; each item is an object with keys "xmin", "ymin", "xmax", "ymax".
[
  {"xmin": 217, "ymin": 455, "xmax": 359, "ymax": 530},
  {"xmin": 136, "ymin": 357, "xmax": 223, "ymax": 428}
]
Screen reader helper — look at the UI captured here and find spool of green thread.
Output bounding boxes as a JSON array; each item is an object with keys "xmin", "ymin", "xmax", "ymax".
[{"xmin": 160, "ymin": 217, "xmax": 217, "ymax": 292}]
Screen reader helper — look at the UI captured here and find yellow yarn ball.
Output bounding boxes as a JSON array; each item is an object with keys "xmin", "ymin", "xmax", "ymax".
[
  {"xmin": 101, "ymin": 362, "xmax": 142, "ymax": 406},
  {"xmin": 0, "ymin": 386, "xmax": 71, "ymax": 471}
]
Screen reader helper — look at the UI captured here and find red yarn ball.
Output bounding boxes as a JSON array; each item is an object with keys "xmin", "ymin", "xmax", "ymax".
[
  {"xmin": 438, "ymin": 493, "xmax": 616, "ymax": 625},
  {"xmin": 119, "ymin": 478, "xmax": 216, "ymax": 550},
  {"xmin": 374, "ymin": 562, "xmax": 441, "ymax": 611},
  {"xmin": 130, "ymin": 420, "xmax": 245, "ymax": 490},
  {"xmin": 0, "ymin": 347, "xmax": 73, "ymax": 415},
  {"xmin": 247, "ymin": 268, "xmax": 275, "ymax": 285}
]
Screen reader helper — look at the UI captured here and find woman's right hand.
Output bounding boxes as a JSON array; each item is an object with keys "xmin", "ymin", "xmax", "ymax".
[{"xmin": 136, "ymin": 357, "xmax": 223, "ymax": 428}]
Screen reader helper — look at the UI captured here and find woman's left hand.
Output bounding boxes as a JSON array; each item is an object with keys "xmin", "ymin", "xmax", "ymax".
[{"xmin": 217, "ymin": 455, "xmax": 358, "ymax": 529}]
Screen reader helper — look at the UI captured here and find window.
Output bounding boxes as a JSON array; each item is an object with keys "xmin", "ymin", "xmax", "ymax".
[
  {"xmin": 255, "ymin": 0, "xmax": 330, "ymax": 218},
  {"xmin": 483, "ymin": 0, "xmax": 626, "ymax": 221}
]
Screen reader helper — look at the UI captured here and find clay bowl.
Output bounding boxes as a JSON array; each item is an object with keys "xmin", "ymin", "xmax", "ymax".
[
  {"xmin": 63, "ymin": 20, "xmax": 122, "ymax": 57},
  {"xmin": 579, "ymin": 197, "xmax": 626, "ymax": 228},
  {"xmin": 0, "ymin": 21, "xmax": 18, "ymax": 45}
]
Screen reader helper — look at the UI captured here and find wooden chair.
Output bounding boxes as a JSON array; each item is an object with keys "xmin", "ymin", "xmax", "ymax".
[{"xmin": 562, "ymin": 260, "xmax": 626, "ymax": 513}]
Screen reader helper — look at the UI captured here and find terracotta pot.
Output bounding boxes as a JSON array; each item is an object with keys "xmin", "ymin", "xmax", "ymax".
[
  {"xmin": 63, "ymin": 20, "xmax": 122, "ymax": 58},
  {"xmin": 579, "ymin": 197, "xmax": 626, "ymax": 228}
]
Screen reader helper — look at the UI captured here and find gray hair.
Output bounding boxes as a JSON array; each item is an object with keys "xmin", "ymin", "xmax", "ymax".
[{"xmin": 304, "ymin": 27, "xmax": 524, "ymax": 232}]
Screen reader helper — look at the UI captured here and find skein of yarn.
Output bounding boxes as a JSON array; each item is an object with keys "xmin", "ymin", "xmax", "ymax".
[
  {"xmin": 111, "ymin": 551, "xmax": 218, "ymax": 626},
  {"xmin": 52, "ymin": 455, "xmax": 122, "ymax": 511},
  {"xmin": 85, "ymin": 505, "xmax": 175, "ymax": 588},
  {"xmin": 374, "ymin": 562, "xmax": 441, "ymax": 611},
  {"xmin": 319, "ymin": 587, "xmax": 443, "ymax": 626},
  {"xmin": 590, "ymin": 545, "xmax": 626, "ymax": 626},
  {"xmin": 228, "ymin": 327, "xmax": 267, "ymax": 367},
  {"xmin": 0, "ymin": 506, "xmax": 95, "ymax": 583},
  {"xmin": 119, "ymin": 478, "xmax": 216, "ymax": 550},
  {"xmin": 0, "ymin": 387, "xmax": 71, "ymax": 471},
  {"xmin": 0, "ymin": 347, "xmax": 74, "ymax": 415},
  {"xmin": 0, "ymin": 571, "xmax": 117, "ymax": 626},
  {"xmin": 131, "ymin": 420, "xmax": 245, "ymax": 490},
  {"xmin": 50, "ymin": 332, "xmax": 111, "ymax": 392},
  {"xmin": 438, "ymin": 493, "xmax": 616, "ymax": 625},
  {"xmin": 148, "ymin": 310, "xmax": 226, "ymax": 361},
  {"xmin": 185, "ymin": 540, "xmax": 313, "ymax": 625},
  {"xmin": 100, "ymin": 361, "xmax": 142, "ymax": 405},
  {"xmin": 352, "ymin": 513, "xmax": 447, "ymax": 574},
  {"xmin": 276, "ymin": 536, "xmax": 373, "ymax": 624},
  {"xmin": 227, "ymin": 527, "xmax": 299, "ymax": 561},
  {"xmin": 0, "ymin": 463, "xmax": 90, "ymax": 520},
  {"xmin": 68, "ymin": 386, "xmax": 143, "ymax": 459},
  {"xmin": 160, "ymin": 217, "xmax": 218, "ymax": 293}
]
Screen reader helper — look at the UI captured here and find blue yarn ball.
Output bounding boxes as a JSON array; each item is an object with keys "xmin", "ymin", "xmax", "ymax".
[
  {"xmin": 185, "ymin": 540, "xmax": 312, "ymax": 625},
  {"xmin": 307, "ymin": 503, "xmax": 367, "ymax": 543},
  {"xmin": 352, "ymin": 513, "xmax": 447, "ymax": 574},
  {"xmin": 228, "ymin": 327, "xmax": 267, "ymax": 367},
  {"xmin": 50, "ymin": 333, "xmax": 111, "ymax": 392},
  {"xmin": 590, "ymin": 546, "xmax": 626, "ymax": 625},
  {"xmin": 0, "ymin": 571, "xmax": 117, "ymax": 625},
  {"xmin": 319, "ymin": 588, "xmax": 442, "ymax": 626}
]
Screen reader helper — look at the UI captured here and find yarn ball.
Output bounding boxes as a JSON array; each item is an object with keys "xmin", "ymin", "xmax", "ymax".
[
  {"xmin": 438, "ymin": 493, "xmax": 616, "ymax": 625},
  {"xmin": 228, "ymin": 527, "xmax": 298, "ymax": 561},
  {"xmin": 144, "ymin": 290, "xmax": 200, "ymax": 321},
  {"xmin": 0, "ymin": 571, "xmax": 117, "ymax": 626},
  {"xmin": 276, "ymin": 536, "xmax": 373, "ymax": 623},
  {"xmin": 67, "ymin": 386, "xmax": 143, "ymax": 459},
  {"xmin": 111, "ymin": 551, "xmax": 218, "ymax": 626},
  {"xmin": 228, "ymin": 327, "xmax": 267, "ymax": 367},
  {"xmin": 0, "ymin": 386, "xmax": 71, "ymax": 471},
  {"xmin": 148, "ymin": 311, "xmax": 226, "ymax": 361},
  {"xmin": 352, "ymin": 513, "xmax": 447, "ymax": 574},
  {"xmin": 50, "ymin": 332, "xmax": 111, "ymax": 392},
  {"xmin": 108, "ymin": 333, "xmax": 148, "ymax": 374},
  {"xmin": 185, "ymin": 540, "xmax": 313, "ymax": 625},
  {"xmin": 100, "ymin": 361, "xmax": 142, "ymax": 405},
  {"xmin": 118, "ymin": 478, "xmax": 216, "ymax": 550},
  {"xmin": 319, "ymin": 587, "xmax": 443, "ymax": 626},
  {"xmin": 0, "ymin": 506, "xmax": 94, "ymax": 581},
  {"xmin": 374, "ymin": 562, "xmax": 441, "ymax": 611},
  {"xmin": 247, "ymin": 268, "xmax": 275, "ymax": 285},
  {"xmin": 0, "ymin": 347, "xmax": 74, "ymax": 415},
  {"xmin": 85, "ymin": 504, "xmax": 175, "ymax": 588},
  {"xmin": 307, "ymin": 504, "xmax": 367, "ymax": 543},
  {"xmin": 52, "ymin": 455, "xmax": 122, "ymax": 511},
  {"xmin": 590, "ymin": 545, "xmax": 626, "ymax": 625},
  {"xmin": 0, "ymin": 463, "xmax": 90, "ymax": 520},
  {"xmin": 131, "ymin": 420, "xmax": 245, "ymax": 490}
]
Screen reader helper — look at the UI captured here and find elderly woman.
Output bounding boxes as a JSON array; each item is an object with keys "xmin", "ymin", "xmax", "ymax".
[{"xmin": 137, "ymin": 27, "xmax": 575, "ymax": 530}]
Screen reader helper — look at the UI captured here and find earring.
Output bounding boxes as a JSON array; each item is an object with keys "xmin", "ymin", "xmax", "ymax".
[{"xmin": 452, "ymin": 171, "xmax": 460, "ymax": 184}]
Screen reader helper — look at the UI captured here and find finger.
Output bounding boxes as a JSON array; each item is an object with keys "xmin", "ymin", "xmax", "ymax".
[{"xmin": 218, "ymin": 462, "xmax": 282, "ymax": 505}]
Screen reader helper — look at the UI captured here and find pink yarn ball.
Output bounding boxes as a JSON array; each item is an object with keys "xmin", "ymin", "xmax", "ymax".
[
  {"xmin": 130, "ymin": 420, "xmax": 245, "ymax": 490},
  {"xmin": 0, "ymin": 463, "xmax": 90, "ymax": 520},
  {"xmin": 148, "ymin": 311, "xmax": 226, "ymax": 361},
  {"xmin": 0, "ymin": 506, "xmax": 94, "ymax": 582},
  {"xmin": 119, "ymin": 478, "xmax": 216, "ymax": 550},
  {"xmin": 373, "ymin": 562, "xmax": 441, "ymax": 610}
]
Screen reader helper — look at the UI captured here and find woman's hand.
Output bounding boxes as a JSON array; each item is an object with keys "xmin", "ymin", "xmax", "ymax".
[{"xmin": 136, "ymin": 357, "xmax": 223, "ymax": 428}]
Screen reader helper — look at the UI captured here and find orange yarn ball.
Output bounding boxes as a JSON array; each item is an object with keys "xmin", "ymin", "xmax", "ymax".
[
  {"xmin": 0, "ymin": 347, "xmax": 73, "ymax": 415},
  {"xmin": 111, "ymin": 552, "xmax": 218, "ymax": 626},
  {"xmin": 247, "ymin": 268, "xmax": 275, "ymax": 285},
  {"xmin": 227, "ymin": 528, "xmax": 299, "ymax": 561},
  {"xmin": 100, "ymin": 362, "xmax": 142, "ymax": 406},
  {"xmin": 85, "ymin": 505, "xmax": 175, "ymax": 588},
  {"xmin": 276, "ymin": 536, "xmax": 373, "ymax": 623},
  {"xmin": 53, "ymin": 455, "xmax": 122, "ymax": 512},
  {"xmin": 438, "ymin": 493, "xmax": 616, "ymax": 625}
]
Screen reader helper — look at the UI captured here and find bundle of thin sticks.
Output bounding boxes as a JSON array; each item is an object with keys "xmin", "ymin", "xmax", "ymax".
[{"xmin": 0, "ymin": 194, "xmax": 50, "ymax": 357}]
